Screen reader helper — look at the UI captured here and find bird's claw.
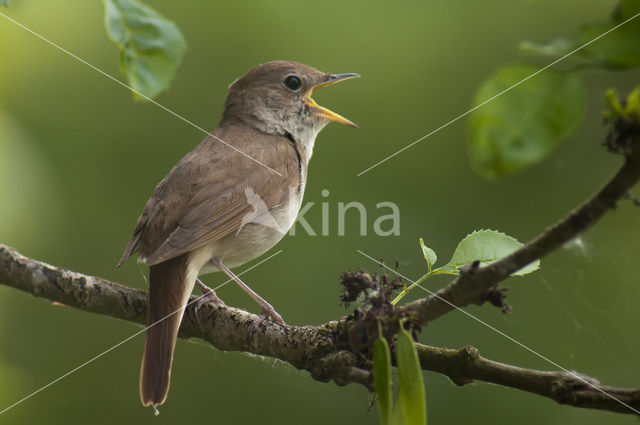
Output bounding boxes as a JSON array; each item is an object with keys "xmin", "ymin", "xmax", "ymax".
[
  {"xmin": 259, "ymin": 304, "xmax": 285, "ymax": 326},
  {"xmin": 194, "ymin": 280, "xmax": 225, "ymax": 327}
]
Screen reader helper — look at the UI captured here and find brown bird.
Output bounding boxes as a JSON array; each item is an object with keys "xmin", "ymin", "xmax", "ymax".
[{"xmin": 118, "ymin": 60, "xmax": 358, "ymax": 408}]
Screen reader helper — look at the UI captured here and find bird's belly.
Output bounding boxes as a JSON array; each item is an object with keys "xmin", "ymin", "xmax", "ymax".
[{"xmin": 199, "ymin": 193, "xmax": 302, "ymax": 274}]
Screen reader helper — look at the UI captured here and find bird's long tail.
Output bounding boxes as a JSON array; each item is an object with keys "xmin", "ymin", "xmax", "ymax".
[{"xmin": 140, "ymin": 254, "xmax": 194, "ymax": 407}]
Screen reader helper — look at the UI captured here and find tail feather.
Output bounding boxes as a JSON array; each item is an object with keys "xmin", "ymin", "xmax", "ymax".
[{"xmin": 140, "ymin": 254, "xmax": 194, "ymax": 407}]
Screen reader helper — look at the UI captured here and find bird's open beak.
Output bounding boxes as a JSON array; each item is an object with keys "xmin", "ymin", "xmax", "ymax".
[{"xmin": 304, "ymin": 73, "xmax": 360, "ymax": 128}]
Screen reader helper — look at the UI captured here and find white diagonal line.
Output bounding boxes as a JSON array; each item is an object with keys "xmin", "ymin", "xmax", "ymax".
[
  {"xmin": 356, "ymin": 11, "xmax": 640, "ymax": 177},
  {"xmin": 0, "ymin": 12, "xmax": 282, "ymax": 177},
  {"xmin": 0, "ymin": 249, "xmax": 283, "ymax": 415},
  {"xmin": 356, "ymin": 249, "xmax": 640, "ymax": 415}
]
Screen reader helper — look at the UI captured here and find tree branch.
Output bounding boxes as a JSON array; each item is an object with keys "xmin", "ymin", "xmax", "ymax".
[
  {"xmin": 1, "ymin": 121, "xmax": 638, "ymax": 417},
  {"xmin": 0, "ymin": 244, "xmax": 360, "ymax": 388},
  {"xmin": 2, "ymin": 244, "xmax": 640, "ymax": 415},
  {"xmin": 416, "ymin": 343, "xmax": 640, "ymax": 415},
  {"xmin": 403, "ymin": 134, "xmax": 640, "ymax": 326}
]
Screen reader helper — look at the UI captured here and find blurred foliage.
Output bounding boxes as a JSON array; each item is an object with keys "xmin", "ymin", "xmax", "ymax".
[
  {"xmin": 0, "ymin": 114, "xmax": 62, "ymax": 248},
  {"xmin": 103, "ymin": 0, "xmax": 186, "ymax": 100},
  {"xmin": 1, "ymin": 0, "xmax": 639, "ymax": 424},
  {"xmin": 470, "ymin": 0, "xmax": 640, "ymax": 177},
  {"xmin": 469, "ymin": 66, "xmax": 584, "ymax": 177}
]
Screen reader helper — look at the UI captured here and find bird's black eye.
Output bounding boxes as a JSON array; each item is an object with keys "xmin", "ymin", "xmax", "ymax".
[{"xmin": 283, "ymin": 75, "xmax": 301, "ymax": 91}]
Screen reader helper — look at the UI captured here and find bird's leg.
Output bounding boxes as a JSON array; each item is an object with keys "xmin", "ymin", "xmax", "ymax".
[
  {"xmin": 195, "ymin": 278, "xmax": 225, "ymax": 305},
  {"xmin": 211, "ymin": 258, "xmax": 285, "ymax": 325},
  {"xmin": 193, "ymin": 278, "xmax": 225, "ymax": 327}
]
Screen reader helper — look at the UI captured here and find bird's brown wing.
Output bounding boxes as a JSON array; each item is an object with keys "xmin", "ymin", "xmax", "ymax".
[{"xmin": 118, "ymin": 124, "xmax": 301, "ymax": 267}]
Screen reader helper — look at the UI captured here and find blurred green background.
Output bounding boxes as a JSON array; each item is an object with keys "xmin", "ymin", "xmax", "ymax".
[{"xmin": 1, "ymin": 0, "xmax": 639, "ymax": 423}]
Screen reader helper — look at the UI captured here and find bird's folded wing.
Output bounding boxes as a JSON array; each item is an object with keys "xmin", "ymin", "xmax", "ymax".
[
  {"xmin": 144, "ymin": 185, "xmax": 282, "ymax": 265},
  {"xmin": 119, "ymin": 128, "xmax": 299, "ymax": 267}
]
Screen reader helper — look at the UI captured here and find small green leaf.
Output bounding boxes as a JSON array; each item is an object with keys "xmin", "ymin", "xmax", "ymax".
[
  {"xmin": 439, "ymin": 229, "xmax": 540, "ymax": 275},
  {"xmin": 518, "ymin": 37, "xmax": 577, "ymax": 58},
  {"xmin": 604, "ymin": 87, "xmax": 640, "ymax": 121},
  {"xmin": 469, "ymin": 65, "xmax": 585, "ymax": 178},
  {"xmin": 419, "ymin": 238, "xmax": 437, "ymax": 272},
  {"xmin": 397, "ymin": 326, "xmax": 426, "ymax": 425},
  {"xmin": 623, "ymin": 87, "xmax": 640, "ymax": 116},
  {"xmin": 605, "ymin": 88, "xmax": 625, "ymax": 118},
  {"xmin": 374, "ymin": 329, "xmax": 393, "ymax": 425},
  {"xmin": 103, "ymin": 0, "xmax": 186, "ymax": 100}
]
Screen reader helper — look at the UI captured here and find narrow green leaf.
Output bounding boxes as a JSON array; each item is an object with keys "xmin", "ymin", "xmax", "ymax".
[
  {"xmin": 374, "ymin": 332, "xmax": 393, "ymax": 425},
  {"xmin": 441, "ymin": 229, "xmax": 540, "ymax": 275},
  {"xmin": 392, "ymin": 397, "xmax": 406, "ymax": 425},
  {"xmin": 103, "ymin": 0, "xmax": 186, "ymax": 100},
  {"xmin": 397, "ymin": 326, "xmax": 426, "ymax": 425},
  {"xmin": 419, "ymin": 238, "xmax": 437, "ymax": 272},
  {"xmin": 469, "ymin": 65, "xmax": 585, "ymax": 178}
]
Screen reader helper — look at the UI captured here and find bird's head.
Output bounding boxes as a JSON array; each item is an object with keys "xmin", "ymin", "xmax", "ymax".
[{"xmin": 222, "ymin": 61, "xmax": 359, "ymax": 144}]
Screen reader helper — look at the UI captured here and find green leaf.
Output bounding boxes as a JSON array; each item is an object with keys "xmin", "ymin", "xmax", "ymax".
[
  {"xmin": 439, "ymin": 229, "xmax": 540, "ymax": 275},
  {"xmin": 605, "ymin": 88, "xmax": 625, "ymax": 118},
  {"xmin": 469, "ymin": 65, "xmax": 585, "ymax": 178},
  {"xmin": 374, "ymin": 330, "xmax": 393, "ymax": 425},
  {"xmin": 604, "ymin": 87, "xmax": 640, "ymax": 122},
  {"xmin": 397, "ymin": 326, "xmax": 426, "ymax": 425},
  {"xmin": 432, "ymin": 264, "xmax": 459, "ymax": 275},
  {"xmin": 577, "ymin": 0, "xmax": 640, "ymax": 70},
  {"xmin": 517, "ymin": 2, "xmax": 640, "ymax": 69},
  {"xmin": 419, "ymin": 238, "xmax": 437, "ymax": 272},
  {"xmin": 624, "ymin": 87, "xmax": 640, "ymax": 117},
  {"xmin": 612, "ymin": 0, "xmax": 640, "ymax": 22},
  {"xmin": 103, "ymin": 0, "xmax": 186, "ymax": 100},
  {"xmin": 392, "ymin": 398, "xmax": 406, "ymax": 425},
  {"xmin": 0, "ymin": 0, "xmax": 9, "ymax": 7},
  {"xmin": 580, "ymin": 21, "xmax": 640, "ymax": 70},
  {"xmin": 517, "ymin": 38, "xmax": 577, "ymax": 58}
]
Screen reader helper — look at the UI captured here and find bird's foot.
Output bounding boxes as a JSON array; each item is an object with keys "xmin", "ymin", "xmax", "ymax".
[
  {"xmin": 194, "ymin": 279, "xmax": 225, "ymax": 327},
  {"xmin": 259, "ymin": 303, "xmax": 285, "ymax": 326},
  {"xmin": 195, "ymin": 278, "xmax": 225, "ymax": 306}
]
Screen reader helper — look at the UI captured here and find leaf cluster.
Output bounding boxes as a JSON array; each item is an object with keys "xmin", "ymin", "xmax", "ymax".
[
  {"xmin": 604, "ymin": 87, "xmax": 640, "ymax": 155},
  {"xmin": 103, "ymin": 0, "xmax": 186, "ymax": 100},
  {"xmin": 392, "ymin": 230, "xmax": 539, "ymax": 305},
  {"xmin": 469, "ymin": 0, "xmax": 640, "ymax": 178}
]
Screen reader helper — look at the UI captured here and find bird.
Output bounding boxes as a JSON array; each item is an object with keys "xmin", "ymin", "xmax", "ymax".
[{"xmin": 117, "ymin": 60, "xmax": 359, "ymax": 409}]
